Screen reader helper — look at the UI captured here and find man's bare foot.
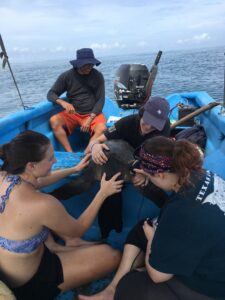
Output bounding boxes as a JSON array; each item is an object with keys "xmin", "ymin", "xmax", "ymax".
[
  {"xmin": 78, "ymin": 285, "xmax": 115, "ymax": 300},
  {"xmin": 65, "ymin": 237, "xmax": 101, "ymax": 247}
]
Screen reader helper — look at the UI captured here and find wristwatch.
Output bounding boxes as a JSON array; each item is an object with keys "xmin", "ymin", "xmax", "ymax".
[{"xmin": 89, "ymin": 114, "xmax": 95, "ymax": 120}]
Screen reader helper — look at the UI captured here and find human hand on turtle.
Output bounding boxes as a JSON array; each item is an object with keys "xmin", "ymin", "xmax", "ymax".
[
  {"xmin": 73, "ymin": 154, "xmax": 91, "ymax": 172},
  {"xmin": 132, "ymin": 173, "xmax": 149, "ymax": 187},
  {"xmin": 100, "ymin": 172, "xmax": 124, "ymax": 197},
  {"xmin": 91, "ymin": 143, "xmax": 109, "ymax": 165}
]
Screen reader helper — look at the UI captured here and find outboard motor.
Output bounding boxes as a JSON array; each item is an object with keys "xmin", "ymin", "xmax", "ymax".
[{"xmin": 114, "ymin": 64, "xmax": 149, "ymax": 109}]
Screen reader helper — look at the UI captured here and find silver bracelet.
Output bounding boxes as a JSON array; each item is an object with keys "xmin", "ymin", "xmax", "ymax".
[{"xmin": 90, "ymin": 142, "xmax": 99, "ymax": 152}]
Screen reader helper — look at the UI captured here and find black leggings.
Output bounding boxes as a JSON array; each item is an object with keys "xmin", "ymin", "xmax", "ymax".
[
  {"xmin": 126, "ymin": 219, "xmax": 148, "ymax": 251},
  {"xmin": 114, "ymin": 271, "xmax": 217, "ymax": 300}
]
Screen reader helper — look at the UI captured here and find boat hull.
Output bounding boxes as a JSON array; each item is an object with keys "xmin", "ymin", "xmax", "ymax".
[{"xmin": 0, "ymin": 92, "xmax": 224, "ymax": 299}]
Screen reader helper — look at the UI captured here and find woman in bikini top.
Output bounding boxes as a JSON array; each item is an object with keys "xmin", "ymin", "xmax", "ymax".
[{"xmin": 0, "ymin": 130, "xmax": 123, "ymax": 299}]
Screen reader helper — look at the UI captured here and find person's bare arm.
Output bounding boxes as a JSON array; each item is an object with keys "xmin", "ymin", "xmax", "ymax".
[
  {"xmin": 37, "ymin": 154, "xmax": 90, "ymax": 188},
  {"xmin": 143, "ymin": 221, "xmax": 173, "ymax": 283},
  {"xmin": 146, "ymin": 259, "xmax": 173, "ymax": 283},
  {"xmin": 55, "ymin": 99, "xmax": 75, "ymax": 113},
  {"xmin": 89, "ymin": 134, "xmax": 108, "ymax": 148},
  {"xmin": 89, "ymin": 134, "xmax": 110, "ymax": 165},
  {"xmin": 39, "ymin": 173, "xmax": 123, "ymax": 238}
]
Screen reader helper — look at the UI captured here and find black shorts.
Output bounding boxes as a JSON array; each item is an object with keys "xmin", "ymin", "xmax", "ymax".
[{"xmin": 12, "ymin": 246, "xmax": 64, "ymax": 300}]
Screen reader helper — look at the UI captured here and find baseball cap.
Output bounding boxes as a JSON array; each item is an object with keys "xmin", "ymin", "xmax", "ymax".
[{"xmin": 143, "ymin": 96, "xmax": 170, "ymax": 131}]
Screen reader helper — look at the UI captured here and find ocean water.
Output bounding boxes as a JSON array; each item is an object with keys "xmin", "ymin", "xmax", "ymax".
[{"xmin": 0, "ymin": 46, "xmax": 224, "ymax": 118}]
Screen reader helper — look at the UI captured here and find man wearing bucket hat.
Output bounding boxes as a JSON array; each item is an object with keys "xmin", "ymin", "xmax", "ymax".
[
  {"xmin": 89, "ymin": 96, "xmax": 171, "ymax": 239},
  {"xmin": 47, "ymin": 48, "xmax": 106, "ymax": 152}
]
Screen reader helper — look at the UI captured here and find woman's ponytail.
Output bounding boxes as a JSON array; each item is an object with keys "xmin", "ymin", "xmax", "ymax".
[
  {"xmin": 0, "ymin": 144, "xmax": 9, "ymax": 160},
  {"xmin": 173, "ymin": 139, "xmax": 203, "ymax": 187}
]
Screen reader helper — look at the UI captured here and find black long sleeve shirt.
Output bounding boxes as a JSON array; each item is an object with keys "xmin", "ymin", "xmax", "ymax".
[{"xmin": 47, "ymin": 68, "xmax": 105, "ymax": 115}]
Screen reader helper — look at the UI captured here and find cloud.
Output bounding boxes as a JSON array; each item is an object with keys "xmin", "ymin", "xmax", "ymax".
[
  {"xmin": 137, "ymin": 41, "xmax": 148, "ymax": 47},
  {"xmin": 177, "ymin": 39, "xmax": 189, "ymax": 45},
  {"xmin": 193, "ymin": 33, "xmax": 210, "ymax": 41},
  {"xmin": 90, "ymin": 42, "xmax": 126, "ymax": 50},
  {"xmin": 53, "ymin": 46, "xmax": 66, "ymax": 52},
  {"xmin": 177, "ymin": 32, "xmax": 211, "ymax": 45},
  {"xmin": 1, "ymin": 0, "xmax": 225, "ymax": 61},
  {"xmin": 13, "ymin": 47, "xmax": 30, "ymax": 53}
]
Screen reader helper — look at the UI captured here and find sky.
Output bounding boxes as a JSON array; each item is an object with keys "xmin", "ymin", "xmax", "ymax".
[{"xmin": 0, "ymin": 0, "xmax": 225, "ymax": 62}]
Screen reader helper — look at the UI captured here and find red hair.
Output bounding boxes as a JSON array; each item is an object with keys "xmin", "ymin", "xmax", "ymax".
[{"xmin": 142, "ymin": 136, "xmax": 203, "ymax": 188}]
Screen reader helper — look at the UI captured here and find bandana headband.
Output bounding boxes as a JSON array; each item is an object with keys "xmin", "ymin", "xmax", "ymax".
[{"xmin": 139, "ymin": 146, "xmax": 173, "ymax": 174}]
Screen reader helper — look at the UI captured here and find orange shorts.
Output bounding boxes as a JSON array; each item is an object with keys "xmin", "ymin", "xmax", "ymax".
[{"xmin": 58, "ymin": 111, "xmax": 106, "ymax": 135}]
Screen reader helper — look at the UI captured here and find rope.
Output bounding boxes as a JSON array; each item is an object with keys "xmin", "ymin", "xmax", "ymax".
[{"xmin": 0, "ymin": 34, "xmax": 29, "ymax": 110}]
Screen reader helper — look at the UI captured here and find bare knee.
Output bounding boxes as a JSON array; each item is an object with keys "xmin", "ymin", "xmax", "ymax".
[
  {"xmin": 103, "ymin": 245, "xmax": 122, "ymax": 266},
  {"xmin": 50, "ymin": 114, "xmax": 64, "ymax": 131}
]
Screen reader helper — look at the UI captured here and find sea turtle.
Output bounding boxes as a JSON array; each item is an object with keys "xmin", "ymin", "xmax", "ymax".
[
  {"xmin": 50, "ymin": 139, "xmax": 167, "ymax": 238},
  {"xmin": 50, "ymin": 139, "xmax": 135, "ymax": 200},
  {"xmin": 50, "ymin": 139, "xmax": 167, "ymax": 209}
]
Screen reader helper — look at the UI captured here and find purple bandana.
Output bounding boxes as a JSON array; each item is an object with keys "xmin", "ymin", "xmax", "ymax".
[{"xmin": 139, "ymin": 146, "xmax": 173, "ymax": 174}]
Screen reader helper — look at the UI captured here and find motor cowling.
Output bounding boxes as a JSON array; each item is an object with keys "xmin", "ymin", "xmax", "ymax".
[{"xmin": 114, "ymin": 64, "xmax": 149, "ymax": 109}]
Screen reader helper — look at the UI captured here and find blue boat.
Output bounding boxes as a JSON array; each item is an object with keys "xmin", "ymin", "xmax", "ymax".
[{"xmin": 0, "ymin": 88, "xmax": 224, "ymax": 299}]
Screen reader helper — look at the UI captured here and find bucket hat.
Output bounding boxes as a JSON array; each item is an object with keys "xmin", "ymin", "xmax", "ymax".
[
  {"xmin": 70, "ymin": 48, "xmax": 101, "ymax": 68},
  {"xmin": 143, "ymin": 96, "xmax": 170, "ymax": 131}
]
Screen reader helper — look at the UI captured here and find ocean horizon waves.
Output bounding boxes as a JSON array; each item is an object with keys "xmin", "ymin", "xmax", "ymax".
[{"xmin": 0, "ymin": 46, "xmax": 224, "ymax": 118}]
